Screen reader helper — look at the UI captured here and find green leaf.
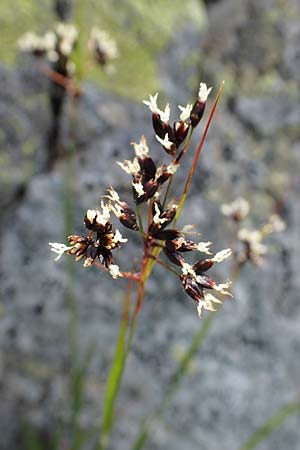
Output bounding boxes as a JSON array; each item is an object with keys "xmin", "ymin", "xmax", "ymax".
[
  {"xmin": 98, "ymin": 281, "xmax": 133, "ymax": 450},
  {"xmin": 239, "ymin": 402, "xmax": 300, "ymax": 450}
]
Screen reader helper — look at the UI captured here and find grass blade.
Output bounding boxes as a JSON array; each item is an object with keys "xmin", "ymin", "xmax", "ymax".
[
  {"xmin": 239, "ymin": 401, "xmax": 300, "ymax": 450},
  {"xmin": 98, "ymin": 280, "xmax": 133, "ymax": 450}
]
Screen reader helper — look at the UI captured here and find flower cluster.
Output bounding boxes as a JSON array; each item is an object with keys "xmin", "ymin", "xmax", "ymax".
[
  {"xmin": 143, "ymin": 82, "xmax": 212, "ymax": 158},
  {"xmin": 50, "ymin": 82, "xmax": 233, "ymax": 318},
  {"xmin": 221, "ymin": 198, "xmax": 285, "ymax": 266},
  {"xmin": 50, "ymin": 201, "xmax": 127, "ymax": 278},
  {"xmin": 18, "ymin": 23, "xmax": 118, "ymax": 75}
]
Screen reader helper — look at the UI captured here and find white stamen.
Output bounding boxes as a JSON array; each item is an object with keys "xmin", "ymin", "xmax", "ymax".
[
  {"xmin": 198, "ymin": 82, "xmax": 212, "ymax": 102},
  {"xmin": 109, "ymin": 203, "xmax": 122, "ymax": 218},
  {"xmin": 49, "ymin": 242, "xmax": 74, "ymax": 261},
  {"xmin": 106, "ymin": 186, "xmax": 120, "ymax": 203},
  {"xmin": 94, "ymin": 202, "xmax": 110, "ymax": 226},
  {"xmin": 153, "ymin": 203, "xmax": 168, "ymax": 225},
  {"xmin": 167, "ymin": 161, "xmax": 179, "ymax": 174},
  {"xmin": 182, "ymin": 263, "xmax": 197, "ymax": 278},
  {"xmin": 178, "ymin": 103, "xmax": 193, "ymax": 122},
  {"xmin": 117, "ymin": 158, "xmax": 140, "ymax": 175},
  {"xmin": 159, "ymin": 103, "xmax": 170, "ymax": 123},
  {"xmin": 86, "ymin": 209, "xmax": 97, "ymax": 223},
  {"xmin": 143, "ymin": 93, "xmax": 170, "ymax": 122},
  {"xmin": 196, "ymin": 241, "xmax": 213, "ymax": 254},
  {"xmin": 83, "ymin": 257, "xmax": 93, "ymax": 267},
  {"xmin": 132, "ymin": 181, "xmax": 145, "ymax": 197},
  {"xmin": 131, "ymin": 136, "xmax": 149, "ymax": 158},
  {"xmin": 204, "ymin": 292, "xmax": 223, "ymax": 304},
  {"xmin": 109, "ymin": 264, "xmax": 123, "ymax": 279},
  {"xmin": 212, "ymin": 248, "xmax": 232, "ymax": 263},
  {"xmin": 214, "ymin": 281, "xmax": 232, "ymax": 296},
  {"xmin": 197, "ymin": 299, "xmax": 216, "ymax": 318},
  {"xmin": 155, "ymin": 133, "xmax": 174, "ymax": 151},
  {"xmin": 101, "ymin": 201, "xmax": 111, "ymax": 220},
  {"xmin": 143, "ymin": 93, "xmax": 159, "ymax": 113},
  {"xmin": 113, "ymin": 229, "xmax": 128, "ymax": 244}
]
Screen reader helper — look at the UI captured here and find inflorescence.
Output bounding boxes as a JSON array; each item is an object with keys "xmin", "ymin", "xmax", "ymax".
[
  {"xmin": 50, "ymin": 82, "xmax": 233, "ymax": 318},
  {"xmin": 221, "ymin": 197, "xmax": 285, "ymax": 266}
]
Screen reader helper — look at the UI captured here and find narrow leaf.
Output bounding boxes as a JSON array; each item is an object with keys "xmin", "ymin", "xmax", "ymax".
[
  {"xmin": 239, "ymin": 402, "xmax": 300, "ymax": 450},
  {"xmin": 99, "ymin": 280, "xmax": 133, "ymax": 450}
]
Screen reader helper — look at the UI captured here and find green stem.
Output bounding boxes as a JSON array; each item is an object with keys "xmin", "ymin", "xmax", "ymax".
[
  {"xmin": 136, "ymin": 205, "xmax": 145, "ymax": 235},
  {"xmin": 239, "ymin": 401, "xmax": 300, "ymax": 450},
  {"xmin": 98, "ymin": 279, "xmax": 133, "ymax": 450},
  {"xmin": 149, "ymin": 254, "xmax": 180, "ymax": 276}
]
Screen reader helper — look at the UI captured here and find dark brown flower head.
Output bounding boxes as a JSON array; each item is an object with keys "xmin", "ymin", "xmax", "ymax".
[
  {"xmin": 180, "ymin": 273, "xmax": 204, "ymax": 303},
  {"xmin": 117, "ymin": 137, "xmax": 178, "ymax": 205},
  {"xmin": 67, "ymin": 235, "xmax": 93, "ymax": 262},
  {"xmin": 164, "ymin": 237, "xmax": 213, "ymax": 268},
  {"xmin": 143, "ymin": 93, "xmax": 179, "ymax": 155},
  {"xmin": 193, "ymin": 258, "xmax": 214, "ymax": 273},
  {"xmin": 149, "ymin": 201, "xmax": 177, "ymax": 231},
  {"xmin": 155, "ymin": 161, "xmax": 179, "ymax": 185},
  {"xmin": 84, "ymin": 208, "xmax": 110, "ymax": 232},
  {"xmin": 190, "ymin": 83, "xmax": 212, "ymax": 128},
  {"xmin": 155, "ymin": 133, "xmax": 177, "ymax": 155},
  {"xmin": 152, "ymin": 112, "xmax": 174, "ymax": 142},
  {"xmin": 143, "ymin": 93, "xmax": 170, "ymax": 128},
  {"xmin": 106, "ymin": 187, "xmax": 138, "ymax": 231},
  {"xmin": 163, "ymin": 248, "xmax": 185, "ymax": 267},
  {"xmin": 132, "ymin": 177, "xmax": 158, "ymax": 205},
  {"xmin": 50, "ymin": 201, "xmax": 127, "ymax": 270},
  {"xmin": 173, "ymin": 120, "xmax": 189, "ymax": 147},
  {"xmin": 118, "ymin": 203, "xmax": 138, "ymax": 230},
  {"xmin": 179, "ymin": 251, "xmax": 232, "ymax": 318}
]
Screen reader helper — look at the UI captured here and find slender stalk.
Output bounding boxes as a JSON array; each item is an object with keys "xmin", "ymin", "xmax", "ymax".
[
  {"xmin": 238, "ymin": 401, "xmax": 300, "ymax": 450},
  {"xmin": 98, "ymin": 279, "xmax": 134, "ymax": 450},
  {"xmin": 136, "ymin": 205, "xmax": 145, "ymax": 235},
  {"xmin": 175, "ymin": 126, "xmax": 194, "ymax": 163},
  {"xmin": 175, "ymin": 81, "xmax": 225, "ymax": 225},
  {"xmin": 149, "ymin": 255, "xmax": 180, "ymax": 276}
]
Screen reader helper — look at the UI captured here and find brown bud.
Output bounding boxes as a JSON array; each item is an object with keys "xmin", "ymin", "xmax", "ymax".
[
  {"xmin": 138, "ymin": 156, "xmax": 156, "ymax": 181},
  {"xmin": 174, "ymin": 121, "xmax": 189, "ymax": 147},
  {"xmin": 180, "ymin": 275, "xmax": 204, "ymax": 303},
  {"xmin": 163, "ymin": 248, "xmax": 185, "ymax": 266},
  {"xmin": 119, "ymin": 202, "xmax": 139, "ymax": 231},
  {"xmin": 190, "ymin": 100, "xmax": 206, "ymax": 128},
  {"xmin": 150, "ymin": 228, "xmax": 180, "ymax": 241},
  {"xmin": 193, "ymin": 259, "xmax": 214, "ymax": 274}
]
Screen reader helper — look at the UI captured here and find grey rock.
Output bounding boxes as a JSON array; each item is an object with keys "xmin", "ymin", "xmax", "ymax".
[{"xmin": 1, "ymin": 0, "xmax": 300, "ymax": 449}]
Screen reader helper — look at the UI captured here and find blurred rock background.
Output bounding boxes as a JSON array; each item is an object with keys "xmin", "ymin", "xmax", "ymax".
[{"xmin": 0, "ymin": 0, "xmax": 300, "ymax": 449}]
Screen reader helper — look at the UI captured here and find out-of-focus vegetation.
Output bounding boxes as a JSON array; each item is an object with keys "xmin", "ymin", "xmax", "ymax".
[{"xmin": 1, "ymin": 0, "xmax": 207, "ymax": 99}]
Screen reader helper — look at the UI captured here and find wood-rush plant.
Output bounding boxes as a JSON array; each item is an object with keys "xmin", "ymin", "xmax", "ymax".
[{"xmin": 50, "ymin": 81, "xmax": 232, "ymax": 449}]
